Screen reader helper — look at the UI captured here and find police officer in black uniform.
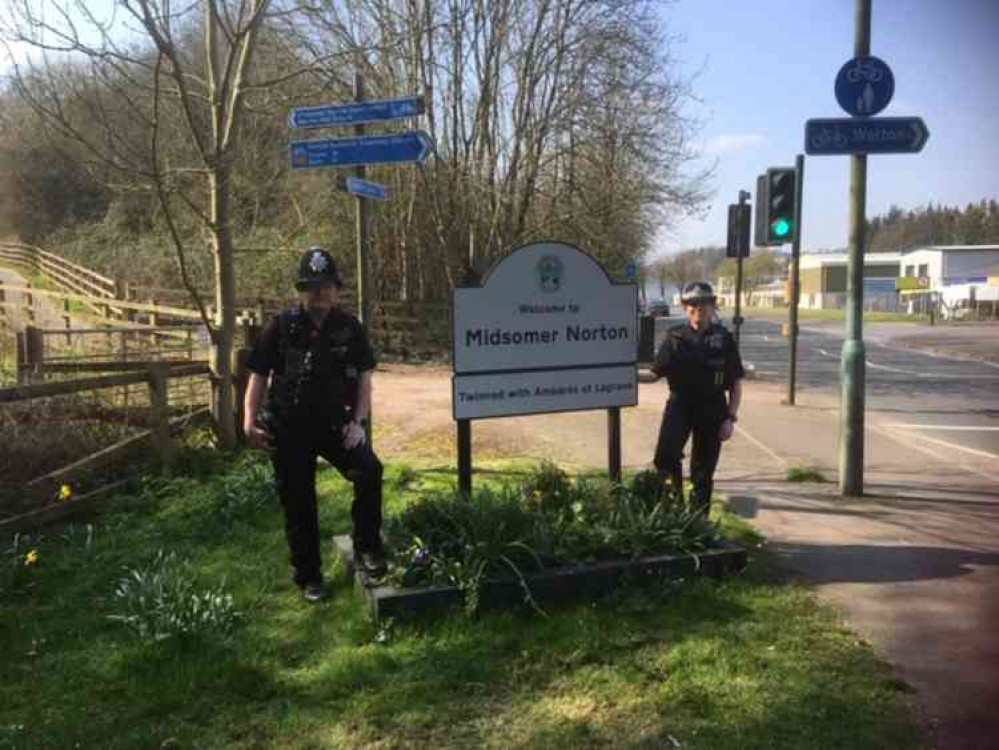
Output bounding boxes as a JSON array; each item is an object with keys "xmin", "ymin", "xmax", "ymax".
[
  {"xmin": 243, "ymin": 247, "xmax": 385, "ymax": 602},
  {"xmin": 652, "ymin": 281, "xmax": 745, "ymax": 515}
]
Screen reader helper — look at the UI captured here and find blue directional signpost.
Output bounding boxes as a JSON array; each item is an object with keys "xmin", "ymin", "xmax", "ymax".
[
  {"xmin": 290, "ymin": 131, "xmax": 433, "ymax": 170},
  {"xmin": 805, "ymin": 116, "xmax": 930, "ymax": 155},
  {"xmin": 345, "ymin": 177, "xmax": 388, "ymax": 202},
  {"xmin": 834, "ymin": 56, "xmax": 894, "ymax": 117},
  {"xmin": 289, "ymin": 96, "xmax": 425, "ymax": 129},
  {"xmin": 289, "ymin": 80, "xmax": 434, "ymax": 448}
]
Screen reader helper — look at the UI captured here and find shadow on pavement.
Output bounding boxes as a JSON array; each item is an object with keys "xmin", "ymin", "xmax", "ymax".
[{"xmin": 766, "ymin": 541, "xmax": 999, "ymax": 584}]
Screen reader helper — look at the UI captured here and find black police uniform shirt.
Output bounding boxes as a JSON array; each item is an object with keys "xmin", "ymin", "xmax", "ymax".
[
  {"xmin": 651, "ymin": 322, "xmax": 745, "ymax": 398},
  {"xmin": 246, "ymin": 306, "xmax": 376, "ymax": 421}
]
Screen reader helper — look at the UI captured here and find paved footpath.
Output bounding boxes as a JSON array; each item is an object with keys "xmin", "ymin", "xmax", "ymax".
[{"xmin": 714, "ymin": 383, "xmax": 999, "ymax": 750}]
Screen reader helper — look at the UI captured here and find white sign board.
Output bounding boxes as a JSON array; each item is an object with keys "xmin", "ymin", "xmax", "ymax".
[
  {"xmin": 452, "ymin": 242, "xmax": 638, "ymax": 420},
  {"xmin": 454, "ymin": 366, "xmax": 637, "ymax": 420}
]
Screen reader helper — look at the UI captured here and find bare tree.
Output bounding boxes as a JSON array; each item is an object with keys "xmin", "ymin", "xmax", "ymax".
[
  {"xmin": 656, "ymin": 250, "xmax": 705, "ymax": 298},
  {"xmin": 1, "ymin": 0, "xmax": 282, "ymax": 447}
]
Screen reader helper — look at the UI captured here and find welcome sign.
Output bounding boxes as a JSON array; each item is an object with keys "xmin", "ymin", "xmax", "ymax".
[{"xmin": 453, "ymin": 242, "xmax": 638, "ymax": 420}]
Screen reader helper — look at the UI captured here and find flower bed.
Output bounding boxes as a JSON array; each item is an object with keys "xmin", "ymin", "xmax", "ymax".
[{"xmin": 337, "ymin": 465, "xmax": 748, "ymax": 620}]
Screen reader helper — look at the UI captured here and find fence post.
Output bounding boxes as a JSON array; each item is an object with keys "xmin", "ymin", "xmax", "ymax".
[
  {"xmin": 149, "ymin": 298, "xmax": 160, "ymax": 346},
  {"xmin": 15, "ymin": 331, "xmax": 27, "ymax": 384},
  {"xmin": 24, "ymin": 283, "xmax": 35, "ymax": 324},
  {"xmin": 147, "ymin": 362, "xmax": 172, "ymax": 469},
  {"xmin": 233, "ymin": 347, "xmax": 250, "ymax": 445},
  {"xmin": 25, "ymin": 325, "xmax": 44, "ymax": 382},
  {"xmin": 63, "ymin": 298, "xmax": 72, "ymax": 345}
]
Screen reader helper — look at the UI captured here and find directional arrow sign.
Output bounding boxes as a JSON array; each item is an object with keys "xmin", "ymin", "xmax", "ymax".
[
  {"xmin": 805, "ymin": 117, "xmax": 929, "ymax": 156},
  {"xmin": 345, "ymin": 176, "xmax": 388, "ymax": 202},
  {"xmin": 290, "ymin": 132, "xmax": 434, "ymax": 170},
  {"xmin": 289, "ymin": 96, "xmax": 425, "ymax": 129}
]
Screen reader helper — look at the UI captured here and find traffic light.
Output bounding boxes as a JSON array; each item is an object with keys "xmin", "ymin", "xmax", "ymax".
[{"xmin": 764, "ymin": 167, "xmax": 796, "ymax": 245}]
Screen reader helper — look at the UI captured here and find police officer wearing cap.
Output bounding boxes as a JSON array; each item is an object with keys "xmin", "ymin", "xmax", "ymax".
[
  {"xmin": 243, "ymin": 247, "xmax": 385, "ymax": 602},
  {"xmin": 651, "ymin": 281, "xmax": 745, "ymax": 515}
]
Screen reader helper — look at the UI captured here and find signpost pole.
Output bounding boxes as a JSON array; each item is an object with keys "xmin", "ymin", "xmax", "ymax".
[
  {"xmin": 608, "ymin": 407, "xmax": 622, "ymax": 484},
  {"xmin": 839, "ymin": 0, "xmax": 871, "ymax": 496},
  {"xmin": 787, "ymin": 154, "xmax": 805, "ymax": 405},
  {"xmin": 354, "ymin": 67, "xmax": 374, "ymax": 445},
  {"xmin": 458, "ymin": 419, "xmax": 472, "ymax": 496},
  {"xmin": 734, "ymin": 191, "xmax": 751, "ymax": 347}
]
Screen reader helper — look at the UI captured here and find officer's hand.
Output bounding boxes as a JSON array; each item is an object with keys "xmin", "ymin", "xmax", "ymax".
[
  {"xmin": 719, "ymin": 418, "xmax": 735, "ymax": 443},
  {"xmin": 246, "ymin": 424, "xmax": 274, "ymax": 452},
  {"xmin": 341, "ymin": 421, "xmax": 366, "ymax": 450}
]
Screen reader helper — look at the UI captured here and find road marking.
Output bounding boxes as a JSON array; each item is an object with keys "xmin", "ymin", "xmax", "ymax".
[
  {"xmin": 815, "ymin": 348, "xmax": 999, "ymax": 379},
  {"xmin": 885, "ymin": 430, "xmax": 999, "ymax": 461},
  {"xmin": 734, "ymin": 424, "xmax": 789, "ymax": 468},
  {"xmin": 883, "ymin": 424, "xmax": 999, "ymax": 432},
  {"xmin": 873, "ymin": 425, "xmax": 999, "ymax": 482}
]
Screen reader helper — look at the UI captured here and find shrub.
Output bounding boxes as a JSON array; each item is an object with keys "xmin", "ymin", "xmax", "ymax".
[
  {"xmin": 385, "ymin": 467, "xmax": 723, "ymax": 614},
  {"xmin": 107, "ymin": 551, "xmax": 242, "ymax": 641}
]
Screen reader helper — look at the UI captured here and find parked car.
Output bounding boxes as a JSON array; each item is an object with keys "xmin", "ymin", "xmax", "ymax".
[{"xmin": 646, "ymin": 299, "xmax": 671, "ymax": 317}]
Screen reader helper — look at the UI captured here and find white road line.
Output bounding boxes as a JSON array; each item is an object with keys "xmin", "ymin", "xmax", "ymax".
[
  {"xmin": 873, "ymin": 425, "xmax": 999, "ymax": 483},
  {"xmin": 816, "ymin": 348, "xmax": 999, "ymax": 379},
  {"xmin": 734, "ymin": 424, "xmax": 789, "ymax": 468},
  {"xmin": 886, "ymin": 429, "xmax": 999, "ymax": 461},
  {"xmin": 883, "ymin": 424, "xmax": 999, "ymax": 432}
]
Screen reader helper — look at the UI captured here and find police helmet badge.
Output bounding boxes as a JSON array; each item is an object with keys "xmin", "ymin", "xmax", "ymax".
[
  {"xmin": 309, "ymin": 251, "xmax": 329, "ymax": 273},
  {"xmin": 535, "ymin": 255, "xmax": 563, "ymax": 293}
]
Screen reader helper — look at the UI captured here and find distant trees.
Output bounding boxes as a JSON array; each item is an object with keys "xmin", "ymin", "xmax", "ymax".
[
  {"xmin": 717, "ymin": 250, "xmax": 784, "ymax": 305},
  {"xmin": 866, "ymin": 200, "xmax": 999, "ymax": 251},
  {"xmin": 647, "ymin": 246, "xmax": 725, "ymax": 299}
]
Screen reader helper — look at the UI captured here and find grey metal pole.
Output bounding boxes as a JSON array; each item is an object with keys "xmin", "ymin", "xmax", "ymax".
[
  {"xmin": 734, "ymin": 190, "xmax": 750, "ymax": 347},
  {"xmin": 608, "ymin": 407, "xmax": 622, "ymax": 484},
  {"xmin": 353, "ymin": 68, "xmax": 374, "ymax": 446},
  {"xmin": 787, "ymin": 154, "xmax": 805, "ymax": 405},
  {"xmin": 839, "ymin": 0, "xmax": 871, "ymax": 496},
  {"xmin": 458, "ymin": 419, "xmax": 472, "ymax": 496}
]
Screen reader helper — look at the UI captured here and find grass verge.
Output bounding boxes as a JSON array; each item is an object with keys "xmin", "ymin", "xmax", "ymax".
[{"xmin": 0, "ymin": 450, "xmax": 924, "ymax": 750}]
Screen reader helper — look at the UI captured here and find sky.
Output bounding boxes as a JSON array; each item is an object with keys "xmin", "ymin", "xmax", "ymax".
[
  {"xmin": 658, "ymin": 0, "xmax": 999, "ymax": 256},
  {"xmin": 3, "ymin": 0, "xmax": 997, "ymax": 258}
]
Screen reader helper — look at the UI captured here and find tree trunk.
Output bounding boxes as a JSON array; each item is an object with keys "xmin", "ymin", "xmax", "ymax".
[{"xmin": 210, "ymin": 165, "xmax": 237, "ymax": 449}]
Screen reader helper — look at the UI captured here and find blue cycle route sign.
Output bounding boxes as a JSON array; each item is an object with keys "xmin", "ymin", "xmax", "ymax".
[
  {"xmin": 290, "ymin": 132, "xmax": 434, "ymax": 170},
  {"xmin": 805, "ymin": 117, "xmax": 929, "ymax": 156},
  {"xmin": 345, "ymin": 177, "xmax": 388, "ymax": 202},
  {"xmin": 835, "ymin": 56, "xmax": 894, "ymax": 117},
  {"xmin": 289, "ymin": 96, "xmax": 425, "ymax": 129}
]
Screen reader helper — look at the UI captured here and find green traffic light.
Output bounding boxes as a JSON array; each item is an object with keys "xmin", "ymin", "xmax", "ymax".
[{"xmin": 771, "ymin": 218, "xmax": 792, "ymax": 238}]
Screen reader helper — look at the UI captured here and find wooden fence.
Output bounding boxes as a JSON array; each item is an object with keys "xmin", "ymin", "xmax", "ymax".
[
  {"xmin": 1, "ymin": 240, "xmax": 453, "ymax": 361},
  {"xmin": 0, "ymin": 362, "xmax": 214, "ymax": 533}
]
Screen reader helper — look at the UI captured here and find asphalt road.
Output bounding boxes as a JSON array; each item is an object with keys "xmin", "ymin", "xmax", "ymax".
[{"xmin": 655, "ymin": 316, "xmax": 999, "ymax": 460}]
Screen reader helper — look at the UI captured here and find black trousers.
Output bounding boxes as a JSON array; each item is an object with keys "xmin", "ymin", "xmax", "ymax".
[
  {"xmin": 653, "ymin": 395, "xmax": 728, "ymax": 512},
  {"xmin": 271, "ymin": 419, "xmax": 383, "ymax": 587}
]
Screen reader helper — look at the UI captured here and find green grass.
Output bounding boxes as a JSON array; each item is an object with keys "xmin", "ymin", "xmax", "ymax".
[
  {"xmin": 786, "ymin": 466, "xmax": 828, "ymax": 483},
  {"xmin": 0, "ymin": 450, "xmax": 924, "ymax": 750}
]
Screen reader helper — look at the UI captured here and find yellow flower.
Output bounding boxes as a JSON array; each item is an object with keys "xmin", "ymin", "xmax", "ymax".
[
  {"xmin": 532, "ymin": 490, "xmax": 542, "ymax": 501},
  {"xmin": 24, "ymin": 550, "xmax": 39, "ymax": 566},
  {"xmin": 59, "ymin": 484, "xmax": 73, "ymax": 502}
]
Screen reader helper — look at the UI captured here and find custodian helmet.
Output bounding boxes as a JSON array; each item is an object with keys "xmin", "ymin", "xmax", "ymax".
[{"xmin": 296, "ymin": 246, "xmax": 343, "ymax": 290}]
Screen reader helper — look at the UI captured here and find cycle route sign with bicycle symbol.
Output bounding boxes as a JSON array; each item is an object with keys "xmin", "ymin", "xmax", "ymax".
[
  {"xmin": 835, "ymin": 56, "xmax": 894, "ymax": 117},
  {"xmin": 806, "ymin": 55, "xmax": 929, "ymax": 156}
]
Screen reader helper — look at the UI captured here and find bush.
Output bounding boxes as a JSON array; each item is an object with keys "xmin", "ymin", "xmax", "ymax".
[
  {"xmin": 385, "ymin": 467, "xmax": 723, "ymax": 614},
  {"xmin": 107, "ymin": 550, "xmax": 242, "ymax": 641}
]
